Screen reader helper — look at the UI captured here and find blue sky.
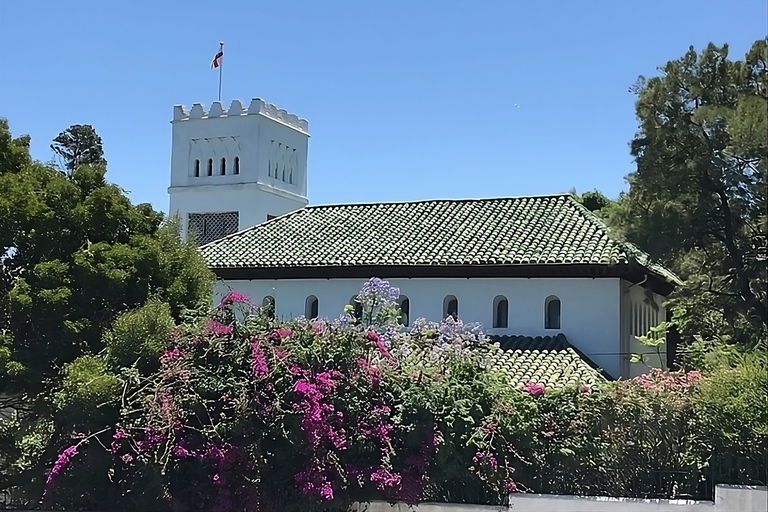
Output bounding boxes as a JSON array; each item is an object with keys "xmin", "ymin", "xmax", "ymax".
[{"xmin": 1, "ymin": 1, "xmax": 765, "ymax": 214}]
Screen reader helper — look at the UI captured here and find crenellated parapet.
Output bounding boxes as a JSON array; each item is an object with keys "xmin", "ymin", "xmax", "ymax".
[{"xmin": 173, "ymin": 98, "xmax": 309, "ymax": 133}]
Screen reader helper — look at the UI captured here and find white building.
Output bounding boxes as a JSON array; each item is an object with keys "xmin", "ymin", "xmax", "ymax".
[
  {"xmin": 169, "ymin": 99, "xmax": 680, "ymax": 380},
  {"xmin": 168, "ymin": 98, "xmax": 309, "ymax": 245}
]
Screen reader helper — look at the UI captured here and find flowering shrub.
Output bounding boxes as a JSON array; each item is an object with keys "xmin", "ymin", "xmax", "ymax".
[{"xmin": 30, "ymin": 278, "xmax": 766, "ymax": 510}]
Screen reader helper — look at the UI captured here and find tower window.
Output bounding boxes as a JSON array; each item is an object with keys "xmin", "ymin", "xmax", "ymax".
[
  {"xmin": 207, "ymin": 159, "xmax": 213, "ymax": 176},
  {"xmin": 443, "ymin": 295, "xmax": 458, "ymax": 320},
  {"xmin": 220, "ymin": 158, "xmax": 226, "ymax": 175},
  {"xmin": 234, "ymin": 157, "xmax": 240, "ymax": 175},
  {"xmin": 493, "ymin": 295, "xmax": 508, "ymax": 328},
  {"xmin": 194, "ymin": 159, "xmax": 200, "ymax": 177},
  {"xmin": 187, "ymin": 211, "xmax": 239, "ymax": 246},
  {"xmin": 398, "ymin": 295, "xmax": 410, "ymax": 326},
  {"xmin": 545, "ymin": 296, "xmax": 561, "ymax": 329},
  {"xmin": 305, "ymin": 295, "xmax": 319, "ymax": 319}
]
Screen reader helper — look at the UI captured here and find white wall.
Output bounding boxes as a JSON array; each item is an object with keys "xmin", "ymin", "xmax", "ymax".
[
  {"xmin": 355, "ymin": 485, "xmax": 767, "ymax": 512},
  {"xmin": 168, "ymin": 98, "xmax": 309, "ymax": 239},
  {"xmin": 216, "ymin": 277, "xmax": 624, "ymax": 378},
  {"xmin": 620, "ymin": 281, "xmax": 668, "ymax": 378}
]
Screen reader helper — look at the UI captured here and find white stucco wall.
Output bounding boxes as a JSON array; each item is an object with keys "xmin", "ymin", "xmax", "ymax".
[
  {"xmin": 168, "ymin": 98, "xmax": 309, "ymax": 239},
  {"xmin": 620, "ymin": 280, "xmax": 668, "ymax": 378},
  {"xmin": 215, "ymin": 277, "xmax": 625, "ymax": 378},
  {"xmin": 355, "ymin": 485, "xmax": 767, "ymax": 512}
]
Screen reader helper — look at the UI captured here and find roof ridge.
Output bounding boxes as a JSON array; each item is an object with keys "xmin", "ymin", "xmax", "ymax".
[{"xmin": 302, "ymin": 193, "xmax": 572, "ymax": 210}]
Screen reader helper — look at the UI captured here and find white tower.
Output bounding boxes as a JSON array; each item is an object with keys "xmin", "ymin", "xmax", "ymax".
[{"xmin": 168, "ymin": 98, "xmax": 309, "ymax": 245}]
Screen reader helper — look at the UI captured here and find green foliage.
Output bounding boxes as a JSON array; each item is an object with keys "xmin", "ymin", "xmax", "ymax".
[
  {"xmin": 50, "ymin": 124, "xmax": 105, "ymax": 173},
  {"xmin": 54, "ymin": 355, "xmax": 122, "ymax": 412},
  {"xmin": 610, "ymin": 39, "xmax": 768, "ymax": 345},
  {"xmin": 104, "ymin": 299, "xmax": 175, "ymax": 367}
]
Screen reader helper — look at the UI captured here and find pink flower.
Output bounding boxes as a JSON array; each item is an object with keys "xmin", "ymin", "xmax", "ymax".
[
  {"xmin": 523, "ymin": 381, "xmax": 546, "ymax": 396},
  {"xmin": 218, "ymin": 291, "xmax": 251, "ymax": 306},
  {"xmin": 580, "ymin": 384, "xmax": 593, "ymax": 393},
  {"xmin": 370, "ymin": 468, "xmax": 401, "ymax": 490},
  {"xmin": 270, "ymin": 327, "xmax": 294, "ymax": 339},
  {"xmin": 162, "ymin": 348, "xmax": 181, "ymax": 360},
  {"xmin": 250, "ymin": 339, "xmax": 269, "ymax": 379},
  {"xmin": 208, "ymin": 319, "xmax": 233, "ymax": 336},
  {"xmin": 120, "ymin": 453, "xmax": 133, "ymax": 463},
  {"xmin": 45, "ymin": 445, "xmax": 79, "ymax": 489},
  {"xmin": 110, "ymin": 428, "xmax": 126, "ymax": 454}
]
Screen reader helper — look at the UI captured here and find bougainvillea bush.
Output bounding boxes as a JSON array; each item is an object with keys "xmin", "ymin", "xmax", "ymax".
[{"xmin": 18, "ymin": 279, "xmax": 767, "ymax": 511}]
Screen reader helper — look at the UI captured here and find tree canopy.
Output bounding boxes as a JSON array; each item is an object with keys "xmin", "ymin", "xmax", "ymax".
[
  {"xmin": 50, "ymin": 124, "xmax": 106, "ymax": 173},
  {"xmin": 611, "ymin": 39, "xmax": 767, "ymax": 345},
  {"xmin": 0, "ymin": 118, "xmax": 213, "ymax": 489}
]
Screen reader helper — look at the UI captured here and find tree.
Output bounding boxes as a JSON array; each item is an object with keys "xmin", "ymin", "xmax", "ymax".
[
  {"xmin": 50, "ymin": 124, "xmax": 105, "ymax": 173},
  {"xmin": 611, "ymin": 39, "xmax": 768, "ymax": 345},
  {"xmin": 0, "ymin": 118, "xmax": 213, "ymax": 492}
]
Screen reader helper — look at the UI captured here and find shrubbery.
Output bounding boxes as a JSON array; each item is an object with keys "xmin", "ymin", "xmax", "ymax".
[{"xmin": 7, "ymin": 279, "xmax": 766, "ymax": 511}]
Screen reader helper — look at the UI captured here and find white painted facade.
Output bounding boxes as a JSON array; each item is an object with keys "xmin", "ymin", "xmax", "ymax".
[
  {"xmin": 168, "ymin": 99, "xmax": 309, "ymax": 242},
  {"xmin": 214, "ymin": 276, "xmax": 667, "ymax": 379},
  {"xmin": 354, "ymin": 485, "xmax": 768, "ymax": 512}
]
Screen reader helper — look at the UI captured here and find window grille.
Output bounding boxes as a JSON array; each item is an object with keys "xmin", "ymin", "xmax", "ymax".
[{"xmin": 188, "ymin": 211, "xmax": 239, "ymax": 246}]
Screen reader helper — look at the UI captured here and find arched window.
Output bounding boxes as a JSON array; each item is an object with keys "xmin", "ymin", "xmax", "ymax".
[
  {"xmin": 194, "ymin": 159, "xmax": 200, "ymax": 177},
  {"xmin": 349, "ymin": 296, "xmax": 363, "ymax": 321},
  {"xmin": 305, "ymin": 295, "xmax": 318, "ymax": 319},
  {"xmin": 398, "ymin": 295, "xmax": 410, "ymax": 326},
  {"xmin": 207, "ymin": 158, "xmax": 213, "ymax": 176},
  {"xmin": 443, "ymin": 295, "xmax": 458, "ymax": 320},
  {"xmin": 493, "ymin": 295, "xmax": 508, "ymax": 328},
  {"xmin": 234, "ymin": 157, "xmax": 240, "ymax": 175},
  {"xmin": 545, "ymin": 296, "xmax": 561, "ymax": 329},
  {"xmin": 262, "ymin": 296, "xmax": 275, "ymax": 320},
  {"xmin": 220, "ymin": 158, "xmax": 226, "ymax": 175}
]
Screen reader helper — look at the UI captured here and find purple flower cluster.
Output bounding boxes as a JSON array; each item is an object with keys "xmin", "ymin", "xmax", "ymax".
[
  {"xmin": 293, "ymin": 370, "xmax": 347, "ymax": 450},
  {"xmin": 250, "ymin": 338, "xmax": 269, "ymax": 379},
  {"xmin": 295, "ymin": 466, "xmax": 335, "ymax": 500},
  {"xmin": 357, "ymin": 277, "xmax": 400, "ymax": 310},
  {"xmin": 137, "ymin": 427, "xmax": 165, "ymax": 452},
  {"xmin": 45, "ymin": 445, "xmax": 79, "ymax": 487},
  {"xmin": 472, "ymin": 450, "xmax": 498, "ymax": 472},
  {"xmin": 370, "ymin": 467, "xmax": 401, "ymax": 490}
]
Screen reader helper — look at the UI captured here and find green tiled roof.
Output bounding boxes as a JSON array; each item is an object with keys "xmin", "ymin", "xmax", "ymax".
[
  {"xmin": 485, "ymin": 334, "xmax": 605, "ymax": 389},
  {"xmin": 200, "ymin": 194, "xmax": 680, "ymax": 286}
]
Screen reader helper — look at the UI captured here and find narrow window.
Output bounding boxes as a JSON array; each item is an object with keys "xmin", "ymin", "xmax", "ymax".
[
  {"xmin": 220, "ymin": 158, "xmax": 226, "ymax": 175},
  {"xmin": 443, "ymin": 295, "xmax": 458, "ymax": 320},
  {"xmin": 349, "ymin": 296, "xmax": 363, "ymax": 321},
  {"xmin": 305, "ymin": 295, "xmax": 319, "ymax": 319},
  {"xmin": 194, "ymin": 159, "xmax": 200, "ymax": 177},
  {"xmin": 262, "ymin": 296, "xmax": 275, "ymax": 320},
  {"xmin": 234, "ymin": 157, "xmax": 240, "ymax": 175},
  {"xmin": 398, "ymin": 296, "xmax": 410, "ymax": 326},
  {"xmin": 493, "ymin": 295, "xmax": 508, "ymax": 328},
  {"xmin": 207, "ymin": 158, "xmax": 213, "ymax": 176},
  {"xmin": 545, "ymin": 296, "xmax": 561, "ymax": 329}
]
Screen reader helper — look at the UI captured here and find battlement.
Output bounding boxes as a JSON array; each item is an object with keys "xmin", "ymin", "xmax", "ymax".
[{"xmin": 173, "ymin": 98, "xmax": 309, "ymax": 134}]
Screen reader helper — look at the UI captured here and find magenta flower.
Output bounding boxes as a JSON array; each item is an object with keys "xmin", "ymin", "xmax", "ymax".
[
  {"xmin": 45, "ymin": 444, "xmax": 79, "ymax": 491},
  {"xmin": 523, "ymin": 381, "xmax": 546, "ymax": 396},
  {"xmin": 250, "ymin": 339, "xmax": 269, "ymax": 379},
  {"xmin": 120, "ymin": 453, "xmax": 133, "ymax": 463},
  {"xmin": 110, "ymin": 428, "xmax": 126, "ymax": 454},
  {"xmin": 218, "ymin": 291, "xmax": 252, "ymax": 306},
  {"xmin": 208, "ymin": 319, "xmax": 233, "ymax": 336},
  {"xmin": 162, "ymin": 348, "xmax": 181, "ymax": 360},
  {"xmin": 370, "ymin": 468, "xmax": 402, "ymax": 490},
  {"xmin": 270, "ymin": 327, "xmax": 294, "ymax": 339}
]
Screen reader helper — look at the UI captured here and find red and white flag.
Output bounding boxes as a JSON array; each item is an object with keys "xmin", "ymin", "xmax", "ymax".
[{"xmin": 211, "ymin": 49, "xmax": 223, "ymax": 69}]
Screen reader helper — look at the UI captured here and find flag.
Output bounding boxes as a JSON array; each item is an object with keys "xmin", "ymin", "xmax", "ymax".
[{"xmin": 211, "ymin": 49, "xmax": 223, "ymax": 69}]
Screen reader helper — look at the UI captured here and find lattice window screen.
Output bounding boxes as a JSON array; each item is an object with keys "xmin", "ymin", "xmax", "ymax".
[{"xmin": 188, "ymin": 212, "xmax": 239, "ymax": 246}]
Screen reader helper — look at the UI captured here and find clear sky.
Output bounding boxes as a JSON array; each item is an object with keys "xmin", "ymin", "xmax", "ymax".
[{"xmin": 1, "ymin": 1, "xmax": 765, "ymax": 213}]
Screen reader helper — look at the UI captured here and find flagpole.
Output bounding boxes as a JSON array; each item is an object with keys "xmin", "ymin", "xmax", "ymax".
[{"xmin": 218, "ymin": 42, "xmax": 224, "ymax": 102}]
